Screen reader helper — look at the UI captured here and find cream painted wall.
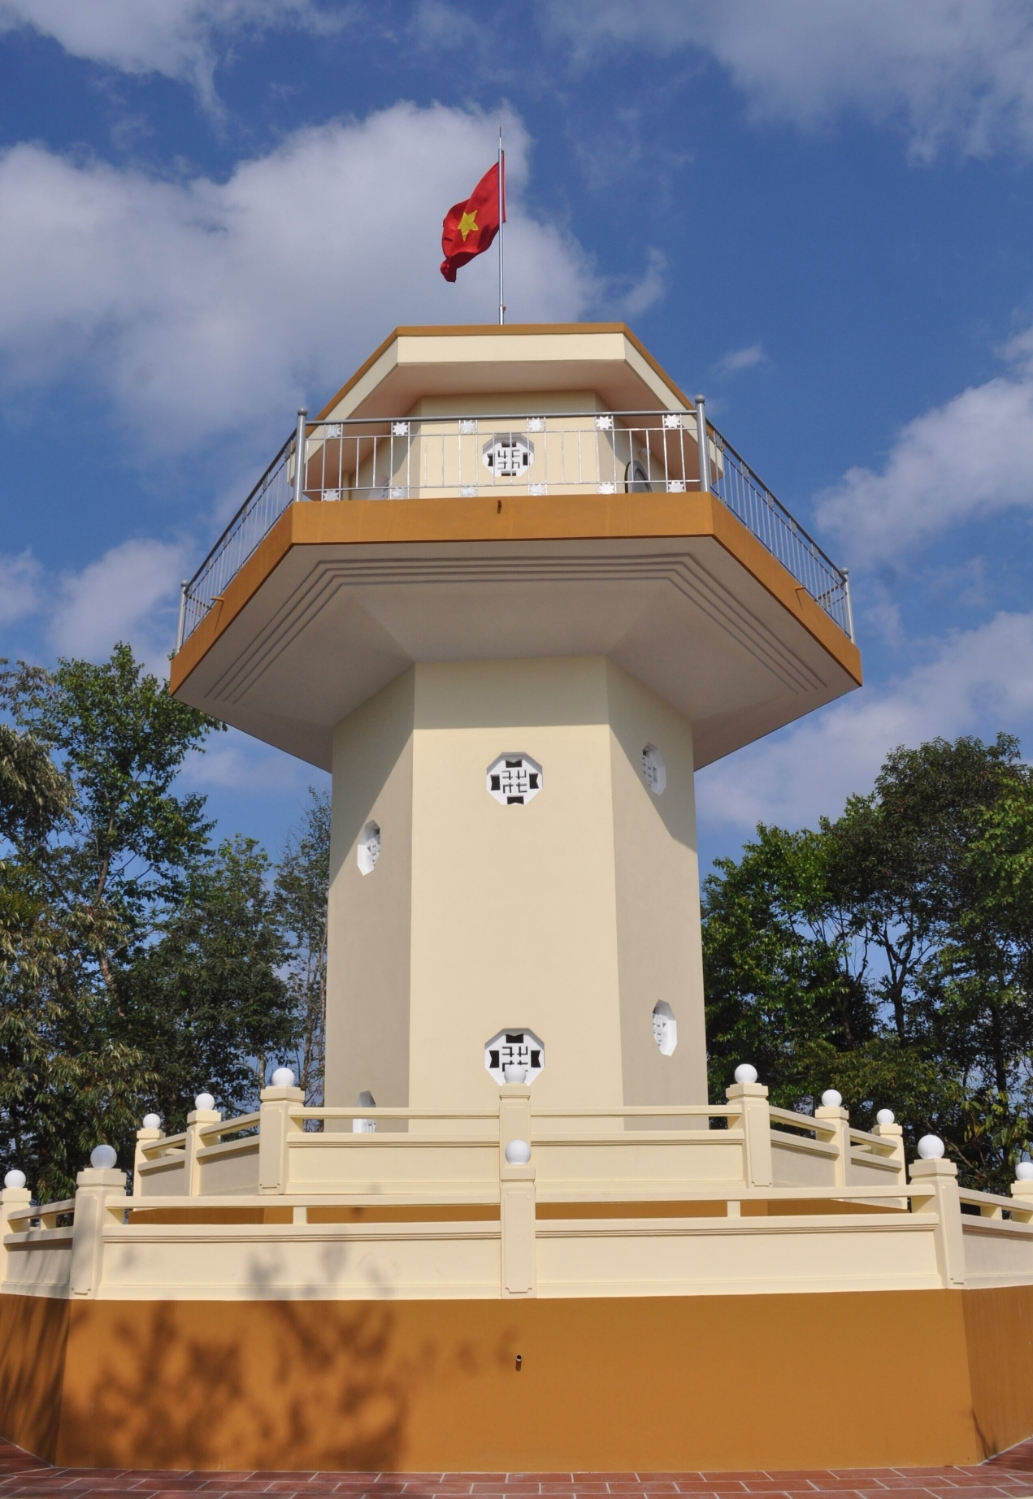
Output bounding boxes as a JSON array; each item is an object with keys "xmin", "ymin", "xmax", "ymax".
[
  {"xmin": 605, "ymin": 662, "xmax": 708, "ymax": 1107},
  {"xmin": 326, "ymin": 668, "xmax": 415, "ymax": 1109},
  {"xmin": 326, "ymin": 657, "xmax": 709, "ymax": 1118},
  {"xmin": 407, "ymin": 391, "xmax": 606, "ymax": 417},
  {"xmin": 408, "ymin": 657, "xmax": 622, "ymax": 1114}
]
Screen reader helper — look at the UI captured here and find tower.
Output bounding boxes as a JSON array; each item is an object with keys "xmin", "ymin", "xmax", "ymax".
[{"xmin": 170, "ymin": 323, "xmax": 861, "ymax": 1115}]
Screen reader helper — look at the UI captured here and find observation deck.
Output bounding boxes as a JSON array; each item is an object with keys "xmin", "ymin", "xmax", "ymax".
[{"xmin": 169, "ymin": 325, "xmax": 860, "ymax": 771}]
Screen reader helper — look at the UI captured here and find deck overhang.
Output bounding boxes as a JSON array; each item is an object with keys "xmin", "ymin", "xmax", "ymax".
[{"xmin": 169, "ymin": 488, "xmax": 861, "ymax": 770}]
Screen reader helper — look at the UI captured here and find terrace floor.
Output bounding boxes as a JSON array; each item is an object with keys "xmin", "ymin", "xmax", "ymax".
[{"xmin": 0, "ymin": 1438, "xmax": 1031, "ymax": 1499}]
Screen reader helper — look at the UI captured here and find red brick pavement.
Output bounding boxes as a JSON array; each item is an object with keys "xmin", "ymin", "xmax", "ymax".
[{"xmin": 0, "ymin": 1439, "xmax": 1029, "ymax": 1499}]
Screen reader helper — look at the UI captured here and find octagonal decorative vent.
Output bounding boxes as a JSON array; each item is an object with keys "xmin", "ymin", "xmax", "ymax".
[
  {"xmin": 642, "ymin": 743, "xmax": 667, "ymax": 795},
  {"xmin": 652, "ymin": 1000, "xmax": 678, "ymax": 1056},
  {"xmin": 485, "ymin": 1029, "xmax": 545, "ymax": 1085},
  {"xmin": 487, "ymin": 753, "xmax": 542, "ymax": 806},
  {"xmin": 483, "ymin": 433, "xmax": 534, "ymax": 477},
  {"xmin": 357, "ymin": 819, "xmax": 381, "ymax": 875}
]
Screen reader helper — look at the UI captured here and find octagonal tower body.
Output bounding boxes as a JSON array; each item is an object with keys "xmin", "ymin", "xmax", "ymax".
[{"xmin": 170, "ymin": 324, "xmax": 861, "ymax": 1117}]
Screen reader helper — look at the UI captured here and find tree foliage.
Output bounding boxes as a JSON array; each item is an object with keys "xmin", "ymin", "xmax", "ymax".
[
  {"xmin": 0, "ymin": 646, "xmax": 330, "ymax": 1199},
  {"xmin": 703, "ymin": 734, "xmax": 1033, "ymax": 1191}
]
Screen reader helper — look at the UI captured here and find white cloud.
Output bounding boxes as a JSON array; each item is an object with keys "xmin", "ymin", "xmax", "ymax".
[
  {"xmin": 0, "ymin": 550, "xmax": 41, "ymax": 624},
  {"xmin": 697, "ymin": 611, "xmax": 1033, "ymax": 833},
  {"xmin": 48, "ymin": 537, "xmax": 188, "ymax": 663},
  {"xmin": 181, "ymin": 729, "xmax": 323, "ymax": 793},
  {"xmin": 715, "ymin": 343, "xmax": 766, "ymax": 377},
  {"xmin": 816, "ymin": 338, "xmax": 1033, "ymax": 564},
  {"xmin": 545, "ymin": 0, "xmax": 1033, "ymax": 159},
  {"xmin": 0, "ymin": 0, "xmax": 342, "ymax": 106},
  {"xmin": 0, "ymin": 104, "xmax": 599, "ymax": 450},
  {"xmin": 617, "ymin": 247, "xmax": 668, "ymax": 318}
]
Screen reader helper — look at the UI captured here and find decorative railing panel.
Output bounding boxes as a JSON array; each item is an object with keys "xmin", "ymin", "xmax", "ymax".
[{"xmin": 179, "ymin": 409, "xmax": 852, "ymax": 645}]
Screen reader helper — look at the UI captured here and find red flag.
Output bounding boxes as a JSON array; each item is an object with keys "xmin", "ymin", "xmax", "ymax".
[{"xmin": 440, "ymin": 160, "xmax": 505, "ymax": 282}]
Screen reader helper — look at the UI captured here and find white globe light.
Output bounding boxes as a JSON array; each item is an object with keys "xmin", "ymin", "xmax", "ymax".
[
  {"xmin": 917, "ymin": 1134, "xmax": 945, "ymax": 1160},
  {"xmin": 821, "ymin": 1089, "xmax": 843, "ymax": 1108},
  {"xmin": 194, "ymin": 1092, "xmax": 216, "ymax": 1111},
  {"xmin": 505, "ymin": 1139, "xmax": 532, "ymax": 1165},
  {"xmin": 4, "ymin": 1170, "xmax": 26, "ymax": 1190},
  {"xmin": 90, "ymin": 1144, "xmax": 117, "ymax": 1169},
  {"xmin": 503, "ymin": 1063, "xmax": 528, "ymax": 1084},
  {"xmin": 142, "ymin": 1113, "xmax": 161, "ymax": 1130},
  {"xmin": 1016, "ymin": 1161, "xmax": 1033, "ymax": 1181},
  {"xmin": 734, "ymin": 1063, "xmax": 758, "ymax": 1085},
  {"xmin": 271, "ymin": 1067, "xmax": 295, "ymax": 1088},
  {"xmin": 876, "ymin": 1109, "xmax": 895, "ymax": 1125}
]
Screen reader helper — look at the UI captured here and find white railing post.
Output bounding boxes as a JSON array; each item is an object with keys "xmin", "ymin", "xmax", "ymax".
[
  {"xmin": 70, "ymin": 1157, "xmax": 127, "ymax": 1298},
  {"xmin": 175, "ymin": 581, "xmax": 188, "ymax": 653},
  {"xmin": 1009, "ymin": 1165, "xmax": 1033, "ymax": 1221},
  {"xmin": 842, "ymin": 568, "xmax": 856, "ymax": 643},
  {"xmin": 871, "ymin": 1113, "xmax": 907, "ymax": 1205},
  {"xmin": 909, "ymin": 1150, "xmax": 965, "ymax": 1287},
  {"xmin": 695, "ymin": 394, "xmax": 712, "ymax": 493},
  {"xmin": 725, "ymin": 1070, "xmax": 772, "ymax": 1187},
  {"xmin": 499, "ymin": 1081, "xmax": 536, "ymax": 1297},
  {"xmin": 133, "ymin": 1118, "xmax": 164, "ymax": 1198},
  {"xmin": 259, "ymin": 1073, "xmax": 305, "ymax": 1194},
  {"xmin": 185, "ymin": 1092, "xmax": 221, "ymax": 1196},
  {"xmin": 815, "ymin": 1091, "xmax": 851, "ymax": 1186},
  {"xmin": 0, "ymin": 1174, "xmax": 31, "ymax": 1289},
  {"xmin": 294, "ymin": 408, "xmax": 308, "ymax": 503}
]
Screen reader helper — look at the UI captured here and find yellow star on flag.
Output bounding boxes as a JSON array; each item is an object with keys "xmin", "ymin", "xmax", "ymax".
[{"xmin": 458, "ymin": 209, "xmax": 479, "ymax": 242}]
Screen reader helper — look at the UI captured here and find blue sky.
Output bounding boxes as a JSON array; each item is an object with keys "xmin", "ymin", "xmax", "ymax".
[{"xmin": 2, "ymin": 0, "xmax": 1033, "ymax": 872}]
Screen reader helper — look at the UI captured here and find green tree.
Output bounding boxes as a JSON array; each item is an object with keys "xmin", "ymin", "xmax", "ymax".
[
  {"xmin": 0, "ymin": 710, "xmax": 147, "ymax": 1199},
  {"xmin": 702, "ymin": 734, "xmax": 1033, "ymax": 1190},
  {"xmin": 274, "ymin": 789, "xmax": 331, "ymax": 1104},
  {"xmin": 119, "ymin": 836, "xmax": 296, "ymax": 1139},
  {"xmin": 0, "ymin": 645, "xmax": 304, "ymax": 1196},
  {"xmin": 702, "ymin": 823, "xmax": 875, "ymax": 1106},
  {"xmin": 2, "ymin": 646, "xmax": 222, "ymax": 982}
]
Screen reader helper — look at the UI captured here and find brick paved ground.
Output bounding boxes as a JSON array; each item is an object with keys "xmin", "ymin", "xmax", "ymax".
[{"xmin": 0, "ymin": 1440, "xmax": 1030, "ymax": 1499}]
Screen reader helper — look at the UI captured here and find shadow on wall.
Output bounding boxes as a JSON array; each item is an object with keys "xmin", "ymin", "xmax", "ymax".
[
  {"xmin": 0, "ymin": 1294, "xmax": 70, "ymax": 1463},
  {"xmin": 58, "ymin": 1299, "xmax": 412, "ymax": 1470}
]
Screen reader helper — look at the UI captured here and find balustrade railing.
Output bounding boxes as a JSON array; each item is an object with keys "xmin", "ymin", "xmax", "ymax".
[
  {"xmin": 6, "ymin": 1088, "xmax": 1033, "ymax": 1301},
  {"xmin": 178, "ymin": 407, "xmax": 852, "ymax": 646}
]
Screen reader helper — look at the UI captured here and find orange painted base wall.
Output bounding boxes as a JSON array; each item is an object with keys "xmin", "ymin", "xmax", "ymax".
[{"xmin": 0, "ymin": 1289, "xmax": 1031, "ymax": 1472}]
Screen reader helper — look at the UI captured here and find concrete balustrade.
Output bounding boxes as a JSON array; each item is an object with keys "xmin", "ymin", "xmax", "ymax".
[{"xmin": 3, "ymin": 1086, "xmax": 1033, "ymax": 1304}]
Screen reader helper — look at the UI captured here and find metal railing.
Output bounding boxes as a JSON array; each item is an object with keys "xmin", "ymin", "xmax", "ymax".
[{"xmin": 178, "ymin": 407, "xmax": 853, "ymax": 646}]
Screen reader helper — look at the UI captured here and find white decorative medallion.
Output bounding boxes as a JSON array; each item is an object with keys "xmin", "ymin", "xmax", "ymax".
[
  {"xmin": 641, "ymin": 743, "xmax": 667, "ymax": 795},
  {"xmin": 485, "ymin": 1029, "xmax": 545, "ymax": 1085},
  {"xmin": 483, "ymin": 433, "xmax": 534, "ymax": 477},
  {"xmin": 487, "ymin": 753, "xmax": 542, "ymax": 806},
  {"xmin": 357, "ymin": 819, "xmax": 381, "ymax": 875},
  {"xmin": 652, "ymin": 1001, "xmax": 678, "ymax": 1056}
]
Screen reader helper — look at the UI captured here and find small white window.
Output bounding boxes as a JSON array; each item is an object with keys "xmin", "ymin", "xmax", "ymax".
[
  {"xmin": 652, "ymin": 1001, "xmax": 678, "ymax": 1056},
  {"xmin": 642, "ymin": 744, "xmax": 667, "ymax": 795},
  {"xmin": 357, "ymin": 820, "xmax": 381, "ymax": 875},
  {"xmin": 487, "ymin": 753, "xmax": 542, "ymax": 806},
  {"xmin": 485, "ymin": 1029, "xmax": 545, "ymax": 1084}
]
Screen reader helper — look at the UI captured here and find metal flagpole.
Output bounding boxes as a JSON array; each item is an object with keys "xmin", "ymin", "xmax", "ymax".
[{"xmin": 498, "ymin": 126, "xmax": 505, "ymax": 325}]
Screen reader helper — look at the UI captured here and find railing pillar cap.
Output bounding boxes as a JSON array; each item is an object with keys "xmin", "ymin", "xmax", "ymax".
[
  {"xmin": 815, "ymin": 1105, "xmax": 849, "ymax": 1120},
  {"xmin": 499, "ymin": 1084, "xmax": 532, "ymax": 1098},
  {"xmin": 187, "ymin": 1108, "xmax": 222, "ymax": 1124},
  {"xmin": 725, "ymin": 1081, "xmax": 769, "ymax": 1100},
  {"xmin": 136, "ymin": 1127, "xmax": 164, "ymax": 1140},
  {"xmin": 872, "ymin": 1121, "xmax": 903, "ymax": 1137},
  {"xmin": 909, "ymin": 1158, "xmax": 958, "ymax": 1181},
  {"xmin": 0, "ymin": 1186, "xmax": 30, "ymax": 1204},
  {"xmin": 1011, "ymin": 1180, "xmax": 1033, "ymax": 1199},
  {"xmin": 259, "ymin": 1086, "xmax": 305, "ymax": 1103},
  {"xmin": 75, "ymin": 1167, "xmax": 127, "ymax": 1189}
]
